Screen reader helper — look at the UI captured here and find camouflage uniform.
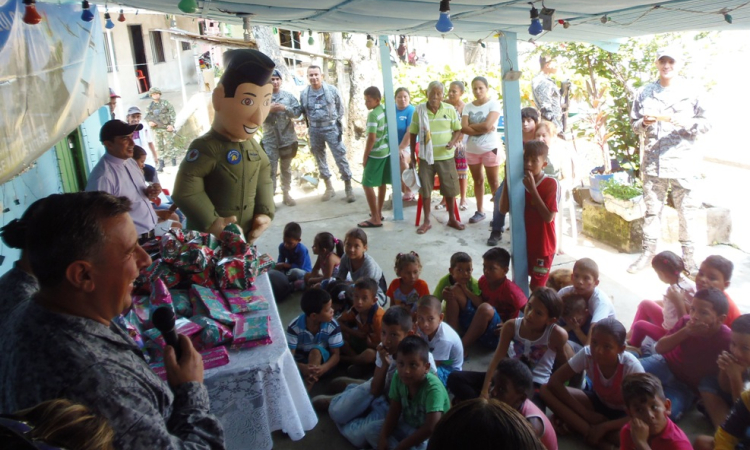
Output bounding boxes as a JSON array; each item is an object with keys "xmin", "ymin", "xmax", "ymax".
[
  {"xmin": 532, "ymin": 72, "xmax": 563, "ymax": 131},
  {"xmin": 261, "ymin": 89, "xmax": 302, "ymax": 195},
  {"xmin": 144, "ymin": 95, "xmax": 177, "ymax": 164},
  {"xmin": 0, "ymin": 301, "xmax": 225, "ymax": 449},
  {"xmin": 630, "ymin": 79, "xmax": 709, "ymax": 271},
  {"xmin": 300, "ymin": 83, "xmax": 353, "ymax": 183}
]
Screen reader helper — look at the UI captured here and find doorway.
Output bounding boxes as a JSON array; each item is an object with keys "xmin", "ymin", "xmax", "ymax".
[
  {"xmin": 128, "ymin": 25, "xmax": 151, "ymax": 94},
  {"xmin": 55, "ymin": 129, "xmax": 88, "ymax": 193}
]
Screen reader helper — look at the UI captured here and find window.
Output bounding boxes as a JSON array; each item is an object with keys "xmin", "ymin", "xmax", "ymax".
[
  {"xmin": 150, "ymin": 31, "xmax": 166, "ymax": 64},
  {"xmin": 103, "ymin": 33, "xmax": 117, "ymax": 73},
  {"xmin": 279, "ymin": 29, "xmax": 301, "ymax": 49},
  {"xmin": 181, "ymin": 41, "xmax": 191, "ymax": 51}
]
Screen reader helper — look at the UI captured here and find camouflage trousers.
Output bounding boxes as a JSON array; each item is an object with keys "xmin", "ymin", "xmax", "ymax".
[
  {"xmin": 308, "ymin": 126, "xmax": 352, "ymax": 181},
  {"xmin": 153, "ymin": 129, "xmax": 177, "ymax": 162},
  {"xmin": 262, "ymin": 142, "xmax": 298, "ymax": 194},
  {"xmin": 642, "ymin": 175, "xmax": 700, "ymax": 247}
]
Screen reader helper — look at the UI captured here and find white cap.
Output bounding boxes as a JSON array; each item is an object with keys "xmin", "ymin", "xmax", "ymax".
[
  {"xmin": 656, "ymin": 47, "xmax": 681, "ymax": 63},
  {"xmin": 127, "ymin": 106, "xmax": 142, "ymax": 115},
  {"xmin": 401, "ymin": 167, "xmax": 421, "ymax": 192}
]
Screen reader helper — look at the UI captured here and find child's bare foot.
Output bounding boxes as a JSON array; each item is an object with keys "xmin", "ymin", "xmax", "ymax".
[{"xmin": 447, "ymin": 219, "xmax": 465, "ymax": 231}]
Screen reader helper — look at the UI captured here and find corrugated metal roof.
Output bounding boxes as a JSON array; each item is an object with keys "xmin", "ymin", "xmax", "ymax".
[{"xmin": 76, "ymin": 0, "xmax": 750, "ymax": 43}]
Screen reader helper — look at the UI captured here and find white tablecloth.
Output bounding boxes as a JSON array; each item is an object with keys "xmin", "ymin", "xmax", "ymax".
[{"xmin": 204, "ymin": 273, "xmax": 317, "ymax": 450}]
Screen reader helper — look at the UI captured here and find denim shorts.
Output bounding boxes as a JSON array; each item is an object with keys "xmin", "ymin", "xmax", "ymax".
[
  {"xmin": 459, "ymin": 300, "xmax": 502, "ymax": 349},
  {"xmin": 294, "ymin": 344, "xmax": 331, "ymax": 363},
  {"xmin": 698, "ymin": 375, "xmax": 734, "ymax": 405}
]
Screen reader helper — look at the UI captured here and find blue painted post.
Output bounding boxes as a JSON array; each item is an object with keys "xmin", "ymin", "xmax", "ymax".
[
  {"xmin": 498, "ymin": 32, "xmax": 529, "ymax": 296},
  {"xmin": 378, "ymin": 35, "xmax": 403, "ymax": 220}
]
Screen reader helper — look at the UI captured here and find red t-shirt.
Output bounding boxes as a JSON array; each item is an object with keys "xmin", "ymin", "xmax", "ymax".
[
  {"xmin": 620, "ymin": 417, "xmax": 691, "ymax": 450},
  {"xmin": 479, "ymin": 276, "xmax": 528, "ymax": 321},
  {"xmin": 525, "ymin": 175, "xmax": 559, "ymax": 258},
  {"xmin": 725, "ymin": 292, "xmax": 741, "ymax": 327},
  {"xmin": 663, "ymin": 315, "xmax": 731, "ymax": 388}
]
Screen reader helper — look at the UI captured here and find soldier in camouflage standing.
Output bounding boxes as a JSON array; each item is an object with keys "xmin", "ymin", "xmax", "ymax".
[
  {"xmin": 300, "ymin": 66, "xmax": 355, "ymax": 202},
  {"xmin": 145, "ymin": 87, "xmax": 177, "ymax": 169},
  {"xmin": 262, "ymin": 69, "xmax": 302, "ymax": 206}
]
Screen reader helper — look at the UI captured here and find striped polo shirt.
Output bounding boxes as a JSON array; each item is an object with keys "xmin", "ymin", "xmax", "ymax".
[
  {"xmin": 409, "ymin": 101, "xmax": 462, "ymax": 161},
  {"xmin": 367, "ymin": 104, "xmax": 390, "ymax": 159},
  {"xmin": 286, "ymin": 313, "xmax": 344, "ymax": 358}
]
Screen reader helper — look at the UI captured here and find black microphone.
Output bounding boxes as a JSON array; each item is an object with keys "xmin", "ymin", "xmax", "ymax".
[{"xmin": 152, "ymin": 306, "xmax": 182, "ymax": 361}]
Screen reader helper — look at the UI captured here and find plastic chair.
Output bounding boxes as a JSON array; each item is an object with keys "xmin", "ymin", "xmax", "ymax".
[
  {"xmin": 415, "ymin": 175, "xmax": 460, "ymax": 226},
  {"xmin": 136, "ymin": 69, "xmax": 149, "ymax": 94}
]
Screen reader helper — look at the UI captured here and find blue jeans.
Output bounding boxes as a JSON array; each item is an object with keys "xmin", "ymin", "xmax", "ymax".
[
  {"xmin": 364, "ymin": 418, "xmax": 428, "ymax": 450},
  {"xmin": 286, "ymin": 268, "xmax": 307, "ymax": 282},
  {"xmin": 640, "ymin": 354, "xmax": 694, "ymax": 422},
  {"xmin": 492, "ymin": 182, "xmax": 505, "ymax": 232},
  {"xmin": 330, "ymin": 380, "xmax": 390, "ymax": 448}
]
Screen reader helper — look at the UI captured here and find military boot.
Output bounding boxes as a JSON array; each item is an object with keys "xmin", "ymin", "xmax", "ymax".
[
  {"xmin": 157, "ymin": 159, "xmax": 165, "ymax": 173},
  {"xmin": 682, "ymin": 245, "xmax": 698, "ymax": 278},
  {"xmin": 322, "ymin": 178, "xmax": 336, "ymax": 202},
  {"xmin": 627, "ymin": 242, "xmax": 656, "ymax": 274},
  {"xmin": 344, "ymin": 179, "xmax": 356, "ymax": 203},
  {"xmin": 172, "ymin": 157, "xmax": 177, "ymax": 167},
  {"xmin": 283, "ymin": 191, "xmax": 296, "ymax": 207}
]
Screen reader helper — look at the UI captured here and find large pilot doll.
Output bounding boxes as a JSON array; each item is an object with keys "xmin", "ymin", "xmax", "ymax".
[{"xmin": 173, "ymin": 49, "xmax": 276, "ymax": 242}]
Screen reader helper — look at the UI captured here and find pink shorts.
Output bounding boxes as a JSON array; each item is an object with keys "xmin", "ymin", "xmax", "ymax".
[{"xmin": 466, "ymin": 150, "xmax": 502, "ymax": 167}]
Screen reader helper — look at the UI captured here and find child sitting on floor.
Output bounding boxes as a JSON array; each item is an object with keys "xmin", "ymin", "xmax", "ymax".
[
  {"xmin": 699, "ymin": 313, "xmax": 750, "ymax": 428},
  {"xmin": 336, "ymin": 228, "xmax": 388, "ymax": 307},
  {"xmin": 559, "ymin": 292, "xmax": 592, "ymax": 353},
  {"xmin": 445, "ymin": 247, "xmax": 527, "ymax": 352},
  {"xmin": 416, "ymin": 295, "xmax": 464, "ymax": 385},
  {"xmin": 339, "ymin": 278, "xmax": 385, "ymax": 369},
  {"xmin": 364, "ymin": 336, "xmax": 451, "ymax": 450},
  {"xmin": 491, "ymin": 358, "xmax": 558, "ymax": 450},
  {"xmin": 434, "ymin": 252, "xmax": 481, "ymax": 306},
  {"xmin": 627, "ymin": 251, "xmax": 695, "ymax": 353},
  {"xmin": 387, "ymin": 252, "xmax": 430, "ymax": 317},
  {"xmin": 640, "ymin": 287, "xmax": 731, "ymax": 422},
  {"xmin": 697, "ymin": 255, "xmax": 741, "ymax": 326},
  {"xmin": 275, "ymin": 222, "xmax": 312, "ymax": 287},
  {"xmin": 447, "ymin": 287, "xmax": 568, "ymax": 405},
  {"xmin": 286, "ymin": 288, "xmax": 342, "ymax": 391},
  {"xmin": 695, "ymin": 388, "xmax": 750, "ymax": 450},
  {"xmin": 304, "ymin": 232, "xmax": 344, "ymax": 289},
  {"xmin": 558, "ymin": 258, "xmax": 616, "ymax": 338},
  {"xmin": 321, "ymin": 306, "xmax": 439, "ymax": 449},
  {"xmin": 619, "ymin": 373, "xmax": 692, "ymax": 450},
  {"xmin": 541, "ymin": 318, "xmax": 643, "ymax": 449}
]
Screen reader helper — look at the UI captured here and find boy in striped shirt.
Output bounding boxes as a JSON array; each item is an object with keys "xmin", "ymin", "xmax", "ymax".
[
  {"xmin": 358, "ymin": 87, "xmax": 391, "ymax": 228},
  {"xmin": 287, "ymin": 288, "xmax": 343, "ymax": 391}
]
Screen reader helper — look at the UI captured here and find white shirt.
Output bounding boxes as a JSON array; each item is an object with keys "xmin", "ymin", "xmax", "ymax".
[
  {"xmin": 132, "ymin": 123, "xmax": 156, "ymax": 167},
  {"xmin": 568, "ymin": 346, "xmax": 644, "ymax": 410},
  {"xmin": 462, "ymin": 99, "xmax": 502, "ymax": 154},
  {"xmin": 417, "ymin": 322, "xmax": 464, "ymax": 372},
  {"xmin": 662, "ymin": 275, "xmax": 696, "ymax": 330},
  {"xmin": 558, "ymin": 286, "xmax": 616, "ymax": 323},
  {"xmin": 85, "ymin": 153, "xmax": 157, "ymax": 235}
]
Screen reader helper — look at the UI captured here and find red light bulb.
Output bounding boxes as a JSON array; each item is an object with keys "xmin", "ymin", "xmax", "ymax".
[
  {"xmin": 118, "ymin": 9, "xmax": 126, "ymax": 22},
  {"xmin": 23, "ymin": 0, "xmax": 42, "ymax": 25}
]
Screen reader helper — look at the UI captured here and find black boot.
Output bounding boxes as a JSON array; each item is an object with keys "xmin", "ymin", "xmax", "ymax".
[
  {"xmin": 627, "ymin": 242, "xmax": 656, "ymax": 274},
  {"xmin": 157, "ymin": 159, "xmax": 165, "ymax": 173},
  {"xmin": 172, "ymin": 157, "xmax": 177, "ymax": 167}
]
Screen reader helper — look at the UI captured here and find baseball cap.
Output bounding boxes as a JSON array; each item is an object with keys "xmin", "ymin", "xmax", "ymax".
[
  {"xmin": 656, "ymin": 47, "xmax": 681, "ymax": 63},
  {"xmin": 109, "ymin": 88, "xmax": 120, "ymax": 98},
  {"xmin": 127, "ymin": 106, "xmax": 142, "ymax": 115},
  {"xmin": 100, "ymin": 120, "xmax": 143, "ymax": 142},
  {"xmin": 272, "ymin": 69, "xmax": 282, "ymax": 78}
]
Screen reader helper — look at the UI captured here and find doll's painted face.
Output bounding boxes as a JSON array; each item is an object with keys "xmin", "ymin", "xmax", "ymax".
[{"xmin": 213, "ymin": 82, "xmax": 273, "ymax": 141}]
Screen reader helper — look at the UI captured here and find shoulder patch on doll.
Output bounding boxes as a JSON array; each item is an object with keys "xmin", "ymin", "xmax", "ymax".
[
  {"xmin": 186, "ymin": 148, "xmax": 200, "ymax": 162},
  {"xmin": 227, "ymin": 149, "xmax": 242, "ymax": 165}
]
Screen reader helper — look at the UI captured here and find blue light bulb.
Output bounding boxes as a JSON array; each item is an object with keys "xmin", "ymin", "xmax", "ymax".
[
  {"xmin": 435, "ymin": 11, "xmax": 453, "ymax": 33},
  {"xmin": 104, "ymin": 12, "xmax": 115, "ymax": 29},
  {"xmin": 81, "ymin": 8, "xmax": 94, "ymax": 22},
  {"xmin": 528, "ymin": 18, "xmax": 543, "ymax": 36}
]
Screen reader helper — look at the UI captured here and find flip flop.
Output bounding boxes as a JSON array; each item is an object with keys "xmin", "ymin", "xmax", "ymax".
[
  {"xmin": 416, "ymin": 223, "xmax": 432, "ymax": 234},
  {"xmin": 434, "ymin": 204, "xmax": 446, "ymax": 210},
  {"xmin": 358, "ymin": 220, "xmax": 383, "ymax": 228},
  {"xmin": 459, "ymin": 203, "xmax": 469, "ymax": 211}
]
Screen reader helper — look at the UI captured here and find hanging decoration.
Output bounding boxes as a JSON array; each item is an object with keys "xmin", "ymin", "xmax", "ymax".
[
  {"xmin": 366, "ymin": 34, "xmax": 375, "ymax": 48},
  {"xmin": 23, "ymin": 0, "xmax": 42, "ymax": 25},
  {"xmin": 435, "ymin": 0, "xmax": 453, "ymax": 33},
  {"xmin": 178, "ymin": 0, "xmax": 198, "ymax": 14},
  {"xmin": 308, "ymin": 30, "xmax": 314, "ymax": 45},
  {"xmin": 81, "ymin": 0, "xmax": 94, "ymax": 22},
  {"xmin": 118, "ymin": 9, "xmax": 126, "ymax": 22},
  {"xmin": 528, "ymin": 3, "xmax": 543, "ymax": 36},
  {"xmin": 104, "ymin": 12, "xmax": 115, "ymax": 29}
]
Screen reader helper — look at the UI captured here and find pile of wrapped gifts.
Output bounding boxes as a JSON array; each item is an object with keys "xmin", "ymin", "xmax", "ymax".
[{"xmin": 118, "ymin": 224, "xmax": 276, "ymax": 379}]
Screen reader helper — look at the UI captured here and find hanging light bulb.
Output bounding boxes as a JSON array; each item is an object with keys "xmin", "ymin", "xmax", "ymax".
[
  {"xmin": 177, "ymin": 0, "xmax": 198, "ymax": 14},
  {"xmin": 435, "ymin": 0, "xmax": 453, "ymax": 33},
  {"xmin": 724, "ymin": 13, "xmax": 733, "ymax": 24},
  {"xmin": 118, "ymin": 9, "xmax": 126, "ymax": 22},
  {"xmin": 104, "ymin": 12, "xmax": 115, "ymax": 29},
  {"xmin": 22, "ymin": 0, "xmax": 42, "ymax": 25},
  {"xmin": 600, "ymin": 15, "xmax": 609, "ymax": 24},
  {"xmin": 366, "ymin": 35, "xmax": 374, "ymax": 49},
  {"xmin": 273, "ymin": 27, "xmax": 278, "ymax": 34},
  {"xmin": 308, "ymin": 30, "xmax": 314, "ymax": 45},
  {"xmin": 528, "ymin": 4, "xmax": 543, "ymax": 36},
  {"xmin": 81, "ymin": 1, "xmax": 94, "ymax": 22},
  {"xmin": 479, "ymin": 39, "xmax": 485, "ymax": 48}
]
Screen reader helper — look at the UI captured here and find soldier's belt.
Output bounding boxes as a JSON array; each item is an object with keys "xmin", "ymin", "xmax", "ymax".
[{"xmin": 308, "ymin": 120, "xmax": 336, "ymax": 128}]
